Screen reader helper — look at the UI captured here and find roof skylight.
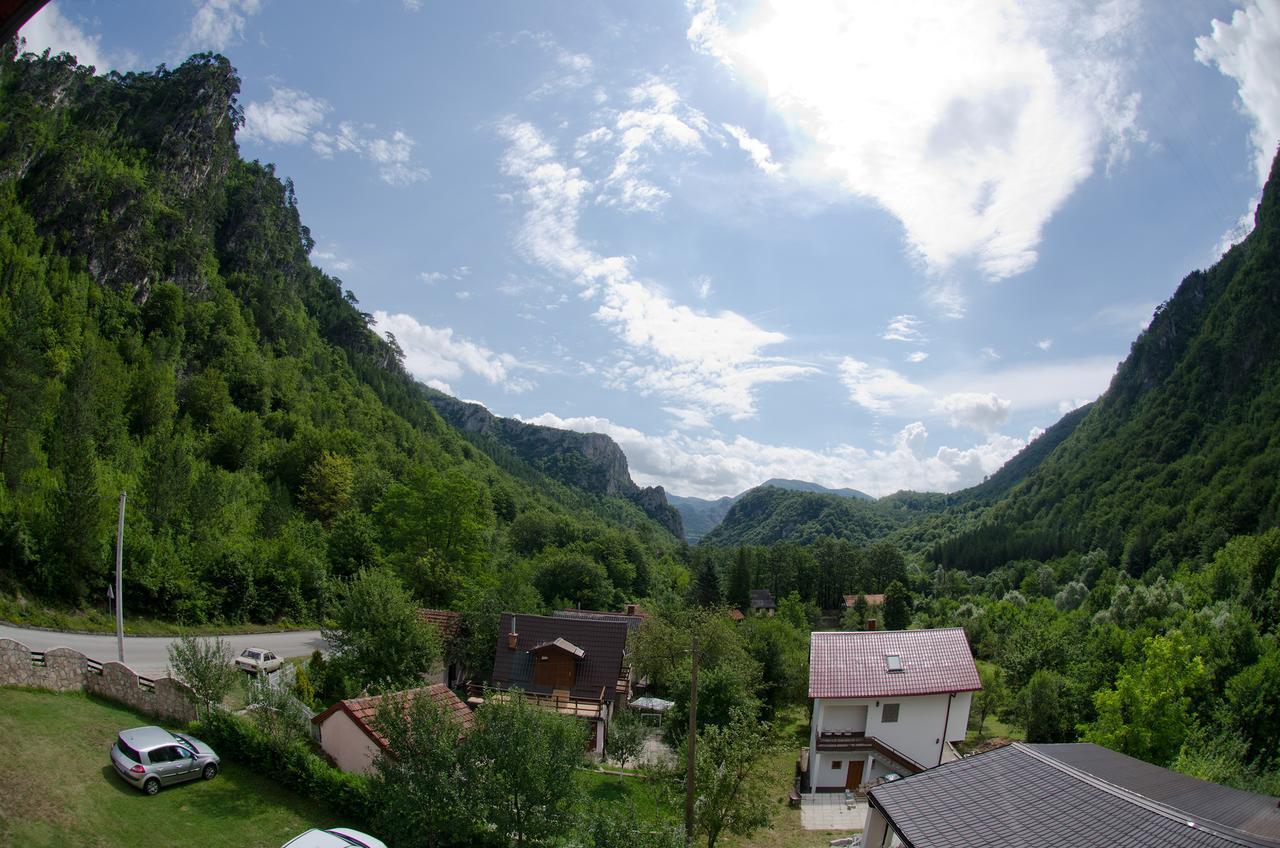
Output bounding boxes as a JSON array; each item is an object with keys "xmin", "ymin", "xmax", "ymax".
[{"xmin": 885, "ymin": 654, "xmax": 903, "ymax": 672}]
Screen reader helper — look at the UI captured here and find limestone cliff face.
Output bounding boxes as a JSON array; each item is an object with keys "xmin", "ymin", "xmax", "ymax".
[{"xmin": 425, "ymin": 392, "xmax": 684, "ymax": 539}]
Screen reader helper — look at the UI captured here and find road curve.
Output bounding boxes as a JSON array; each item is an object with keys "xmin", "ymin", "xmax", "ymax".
[{"xmin": 0, "ymin": 623, "xmax": 329, "ymax": 678}]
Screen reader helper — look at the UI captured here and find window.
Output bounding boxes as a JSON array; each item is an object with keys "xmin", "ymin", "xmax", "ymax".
[
  {"xmin": 885, "ymin": 654, "xmax": 903, "ymax": 672},
  {"xmin": 116, "ymin": 739, "xmax": 141, "ymax": 763},
  {"xmin": 882, "ymin": 703, "xmax": 900, "ymax": 722},
  {"xmin": 147, "ymin": 747, "xmax": 171, "ymax": 763},
  {"xmin": 832, "ymin": 760, "xmax": 843, "ymax": 769}
]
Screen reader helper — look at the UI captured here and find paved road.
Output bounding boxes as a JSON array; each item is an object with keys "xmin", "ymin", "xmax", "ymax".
[{"xmin": 0, "ymin": 623, "xmax": 329, "ymax": 678}]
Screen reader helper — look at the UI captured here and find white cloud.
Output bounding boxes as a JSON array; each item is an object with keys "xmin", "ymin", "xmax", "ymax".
[
  {"xmin": 838, "ymin": 358, "xmax": 928, "ymax": 414},
  {"xmin": 906, "ymin": 351, "xmax": 929, "ymax": 363},
  {"xmin": 421, "ymin": 271, "xmax": 447, "ymax": 284},
  {"xmin": 403, "ymin": 0, "xmax": 422, "ymax": 10},
  {"xmin": 981, "ymin": 346, "xmax": 1001, "ymax": 361},
  {"xmin": 1196, "ymin": 3, "xmax": 1280, "ymax": 188},
  {"xmin": 20, "ymin": 2, "xmax": 106, "ymax": 71},
  {"xmin": 184, "ymin": 0, "xmax": 262, "ymax": 53},
  {"xmin": 499, "ymin": 118, "xmax": 815, "ymax": 419},
  {"xmin": 1091, "ymin": 300, "xmax": 1157, "ymax": 332},
  {"xmin": 307, "ymin": 120, "xmax": 430, "ymax": 187},
  {"xmin": 242, "ymin": 87, "xmax": 329, "ymax": 145},
  {"xmin": 928, "ymin": 355, "xmax": 1119, "ymax": 413},
  {"xmin": 693, "ymin": 274, "xmax": 713, "ymax": 299},
  {"xmin": 882, "ymin": 314, "xmax": 927, "ymax": 343},
  {"xmin": 723, "ymin": 123, "xmax": 781, "ymax": 174},
  {"xmin": 523, "ymin": 412, "xmax": 1028, "ymax": 498},
  {"xmin": 455, "ymin": 291, "xmax": 472, "ymax": 300},
  {"xmin": 312, "ymin": 249, "xmax": 353, "ymax": 273},
  {"xmin": 373, "ymin": 311, "xmax": 534, "ymax": 394},
  {"xmin": 934, "ymin": 392, "xmax": 1013, "ymax": 432},
  {"xmin": 688, "ymin": 0, "xmax": 1145, "ymax": 280},
  {"xmin": 1037, "ymin": 338, "xmax": 1053, "ymax": 351}
]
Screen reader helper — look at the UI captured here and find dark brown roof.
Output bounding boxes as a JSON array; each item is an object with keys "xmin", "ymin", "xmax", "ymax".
[
  {"xmin": 491, "ymin": 612, "xmax": 628, "ymax": 704},
  {"xmin": 809, "ymin": 628, "xmax": 981, "ymax": 699},
  {"xmin": 842, "ymin": 593, "xmax": 886, "ymax": 608},
  {"xmin": 312, "ymin": 684, "xmax": 474, "ymax": 750},
  {"xmin": 868, "ymin": 743, "xmax": 1280, "ymax": 848},
  {"xmin": 749, "ymin": 589, "xmax": 776, "ymax": 609},
  {"xmin": 553, "ymin": 608, "xmax": 646, "ymax": 632},
  {"xmin": 416, "ymin": 608, "xmax": 462, "ymax": 642}
]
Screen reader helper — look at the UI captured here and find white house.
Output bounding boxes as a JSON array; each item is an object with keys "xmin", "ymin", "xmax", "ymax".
[
  {"xmin": 312, "ymin": 684, "xmax": 473, "ymax": 775},
  {"xmin": 807, "ymin": 628, "xmax": 980, "ymax": 792}
]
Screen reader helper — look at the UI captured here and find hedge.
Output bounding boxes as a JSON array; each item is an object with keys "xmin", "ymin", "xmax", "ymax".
[{"xmin": 191, "ymin": 709, "xmax": 372, "ymax": 825}]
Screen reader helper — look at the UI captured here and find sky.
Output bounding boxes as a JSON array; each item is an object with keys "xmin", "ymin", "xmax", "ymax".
[{"xmin": 20, "ymin": 0, "xmax": 1280, "ymax": 499}]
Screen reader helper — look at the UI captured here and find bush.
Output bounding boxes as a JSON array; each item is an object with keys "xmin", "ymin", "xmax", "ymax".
[{"xmin": 192, "ymin": 709, "xmax": 371, "ymax": 824}]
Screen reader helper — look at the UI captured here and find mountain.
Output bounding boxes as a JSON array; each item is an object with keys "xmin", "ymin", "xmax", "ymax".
[
  {"xmin": 0, "ymin": 50, "xmax": 676, "ymax": 623},
  {"xmin": 670, "ymin": 479, "xmax": 874, "ymax": 542},
  {"xmin": 423, "ymin": 391, "xmax": 684, "ymax": 538},
  {"xmin": 932, "ymin": 150, "xmax": 1280, "ymax": 573},
  {"xmin": 699, "ymin": 485, "xmax": 905, "ymax": 547}
]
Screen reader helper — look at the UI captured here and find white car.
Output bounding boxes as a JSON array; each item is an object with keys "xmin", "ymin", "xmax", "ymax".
[
  {"xmin": 234, "ymin": 647, "xmax": 283, "ymax": 675},
  {"xmin": 282, "ymin": 828, "xmax": 388, "ymax": 848}
]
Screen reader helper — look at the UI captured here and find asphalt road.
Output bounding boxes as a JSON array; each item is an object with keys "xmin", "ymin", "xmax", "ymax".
[{"xmin": 0, "ymin": 623, "xmax": 329, "ymax": 678}]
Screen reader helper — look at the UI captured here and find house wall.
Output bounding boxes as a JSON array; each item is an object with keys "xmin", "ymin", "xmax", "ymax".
[
  {"xmin": 317, "ymin": 709, "xmax": 379, "ymax": 775},
  {"xmin": 808, "ymin": 691, "xmax": 973, "ymax": 789}
]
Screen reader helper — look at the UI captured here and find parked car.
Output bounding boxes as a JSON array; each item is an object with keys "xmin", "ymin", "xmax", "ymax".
[
  {"xmin": 236, "ymin": 647, "xmax": 284, "ymax": 675},
  {"xmin": 281, "ymin": 829, "xmax": 389, "ymax": 848},
  {"xmin": 109, "ymin": 726, "xmax": 220, "ymax": 795}
]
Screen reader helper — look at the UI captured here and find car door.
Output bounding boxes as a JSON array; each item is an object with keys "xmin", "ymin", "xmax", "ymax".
[
  {"xmin": 147, "ymin": 746, "xmax": 177, "ymax": 785},
  {"xmin": 169, "ymin": 746, "xmax": 198, "ymax": 782},
  {"xmin": 264, "ymin": 651, "xmax": 279, "ymax": 673}
]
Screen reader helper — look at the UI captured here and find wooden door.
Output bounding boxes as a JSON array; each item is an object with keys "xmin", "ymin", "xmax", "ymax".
[{"xmin": 846, "ymin": 760, "xmax": 864, "ymax": 791}]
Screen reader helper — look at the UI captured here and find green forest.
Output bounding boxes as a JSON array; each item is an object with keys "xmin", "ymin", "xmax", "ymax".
[{"xmin": 1, "ymin": 43, "xmax": 1278, "ymax": 823}]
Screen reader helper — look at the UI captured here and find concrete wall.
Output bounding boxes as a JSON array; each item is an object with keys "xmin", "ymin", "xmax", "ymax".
[
  {"xmin": 0, "ymin": 638, "xmax": 195, "ymax": 724},
  {"xmin": 315, "ymin": 708, "xmax": 379, "ymax": 775}
]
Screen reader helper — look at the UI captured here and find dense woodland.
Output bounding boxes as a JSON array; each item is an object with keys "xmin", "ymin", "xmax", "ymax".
[{"xmin": 1, "ymin": 45, "xmax": 1279, "ymax": 838}]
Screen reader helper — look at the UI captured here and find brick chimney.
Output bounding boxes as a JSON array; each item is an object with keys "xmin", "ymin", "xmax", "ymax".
[
  {"xmin": 507, "ymin": 616, "xmax": 519, "ymax": 650},
  {"xmin": 625, "ymin": 603, "xmax": 638, "ymax": 616},
  {"xmin": 866, "ymin": 618, "xmax": 877, "ymax": 631}
]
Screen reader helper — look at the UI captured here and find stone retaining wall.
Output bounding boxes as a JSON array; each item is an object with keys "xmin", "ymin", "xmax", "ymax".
[{"xmin": 0, "ymin": 638, "xmax": 196, "ymax": 723}]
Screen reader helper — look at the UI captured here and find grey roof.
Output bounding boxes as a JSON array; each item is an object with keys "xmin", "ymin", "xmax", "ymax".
[
  {"xmin": 868, "ymin": 743, "xmax": 1280, "ymax": 848},
  {"xmin": 749, "ymin": 589, "xmax": 776, "ymax": 609},
  {"xmin": 528, "ymin": 637, "xmax": 586, "ymax": 658},
  {"xmin": 491, "ymin": 613, "xmax": 628, "ymax": 703}
]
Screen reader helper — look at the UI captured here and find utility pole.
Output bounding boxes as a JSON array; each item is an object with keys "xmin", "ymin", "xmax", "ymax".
[
  {"xmin": 684, "ymin": 632, "xmax": 699, "ymax": 846},
  {"xmin": 114, "ymin": 490, "xmax": 126, "ymax": 663}
]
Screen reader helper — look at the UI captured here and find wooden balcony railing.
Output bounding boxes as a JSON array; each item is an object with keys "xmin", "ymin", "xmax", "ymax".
[{"xmin": 815, "ymin": 731, "xmax": 925, "ymax": 773}]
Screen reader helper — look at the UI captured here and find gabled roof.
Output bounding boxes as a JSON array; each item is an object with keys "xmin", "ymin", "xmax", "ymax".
[
  {"xmin": 842, "ymin": 593, "xmax": 886, "ymax": 608},
  {"xmin": 491, "ymin": 612, "xmax": 629, "ymax": 703},
  {"xmin": 809, "ymin": 628, "xmax": 980, "ymax": 699},
  {"xmin": 416, "ymin": 608, "xmax": 462, "ymax": 642},
  {"xmin": 554, "ymin": 607, "xmax": 646, "ymax": 632},
  {"xmin": 868, "ymin": 742, "xmax": 1280, "ymax": 848},
  {"xmin": 749, "ymin": 589, "xmax": 776, "ymax": 609},
  {"xmin": 529, "ymin": 637, "xmax": 585, "ymax": 658},
  {"xmin": 728, "ymin": 608, "xmax": 745, "ymax": 621},
  {"xmin": 312, "ymin": 684, "xmax": 473, "ymax": 750}
]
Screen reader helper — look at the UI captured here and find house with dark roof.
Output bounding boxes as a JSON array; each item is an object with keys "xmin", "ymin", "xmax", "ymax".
[
  {"xmin": 553, "ymin": 603, "xmax": 647, "ymax": 632},
  {"xmin": 864, "ymin": 742, "xmax": 1280, "ymax": 848},
  {"xmin": 471, "ymin": 612, "xmax": 631, "ymax": 753},
  {"xmin": 417, "ymin": 608, "xmax": 464, "ymax": 687},
  {"xmin": 312, "ymin": 684, "xmax": 474, "ymax": 775},
  {"xmin": 750, "ymin": 589, "xmax": 777, "ymax": 614},
  {"xmin": 806, "ymin": 628, "xmax": 980, "ymax": 793}
]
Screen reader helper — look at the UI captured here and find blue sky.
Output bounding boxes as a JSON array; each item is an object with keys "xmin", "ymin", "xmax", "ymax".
[{"xmin": 21, "ymin": 0, "xmax": 1280, "ymax": 498}]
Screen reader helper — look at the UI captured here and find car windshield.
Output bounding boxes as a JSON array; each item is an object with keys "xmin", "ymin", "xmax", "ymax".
[
  {"xmin": 242, "ymin": 650, "xmax": 261, "ymax": 659},
  {"xmin": 170, "ymin": 732, "xmax": 191, "ymax": 747}
]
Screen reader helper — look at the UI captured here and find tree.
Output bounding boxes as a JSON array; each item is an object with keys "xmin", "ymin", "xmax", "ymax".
[
  {"xmin": 970, "ymin": 664, "xmax": 1005, "ymax": 738},
  {"xmin": 167, "ymin": 634, "xmax": 238, "ymax": 718},
  {"xmin": 322, "ymin": 567, "xmax": 442, "ymax": 690},
  {"xmin": 882, "ymin": 580, "xmax": 911, "ymax": 630},
  {"xmin": 462, "ymin": 692, "xmax": 585, "ymax": 847},
  {"xmin": 741, "ymin": 615, "xmax": 808, "ymax": 715},
  {"xmin": 690, "ymin": 552, "xmax": 722, "ymax": 607},
  {"xmin": 371, "ymin": 689, "xmax": 473, "ymax": 848},
  {"xmin": 298, "ymin": 450, "xmax": 354, "ymax": 526},
  {"xmin": 242, "ymin": 671, "xmax": 311, "ymax": 749},
  {"xmin": 534, "ymin": 549, "xmax": 613, "ymax": 610},
  {"xmin": 726, "ymin": 547, "xmax": 752, "ymax": 612},
  {"xmin": 1083, "ymin": 631, "xmax": 1208, "ymax": 765},
  {"xmin": 1020, "ymin": 669, "xmax": 1075, "ymax": 744},
  {"xmin": 841, "ymin": 593, "xmax": 869, "ymax": 630},
  {"xmin": 605, "ymin": 707, "xmax": 648, "ymax": 771},
  {"xmin": 1224, "ymin": 647, "xmax": 1280, "ymax": 766},
  {"xmin": 690, "ymin": 710, "xmax": 777, "ymax": 848}
]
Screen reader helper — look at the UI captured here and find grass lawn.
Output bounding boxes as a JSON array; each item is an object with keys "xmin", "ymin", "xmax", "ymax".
[
  {"xmin": 0, "ymin": 593, "xmax": 314, "ymax": 636},
  {"xmin": 0, "ymin": 687, "xmax": 340, "ymax": 848}
]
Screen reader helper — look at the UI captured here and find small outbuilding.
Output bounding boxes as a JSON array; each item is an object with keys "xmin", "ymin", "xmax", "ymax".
[{"xmin": 312, "ymin": 684, "xmax": 473, "ymax": 775}]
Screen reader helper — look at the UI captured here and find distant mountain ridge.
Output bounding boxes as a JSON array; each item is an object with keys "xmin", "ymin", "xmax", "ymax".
[
  {"xmin": 670, "ymin": 479, "xmax": 874, "ymax": 543},
  {"xmin": 423, "ymin": 391, "xmax": 685, "ymax": 538}
]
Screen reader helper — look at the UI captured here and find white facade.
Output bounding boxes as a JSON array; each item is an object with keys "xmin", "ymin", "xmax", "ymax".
[
  {"xmin": 315, "ymin": 709, "xmax": 380, "ymax": 775},
  {"xmin": 808, "ymin": 690, "xmax": 972, "ymax": 791}
]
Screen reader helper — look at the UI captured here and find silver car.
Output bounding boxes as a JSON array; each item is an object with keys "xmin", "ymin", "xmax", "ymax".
[{"xmin": 109, "ymin": 725, "xmax": 220, "ymax": 795}]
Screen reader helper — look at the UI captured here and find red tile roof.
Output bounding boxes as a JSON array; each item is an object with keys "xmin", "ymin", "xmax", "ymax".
[
  {"xmin": 809, "ymin": 628, "xmax": 981, "ymax": 699},
  {"xmin": 728, "ymin": 608, "xmax": 745, "ymax": 621},
  {"xmin": 416, "ymin": 608, "xmax": 462, "ymax": 642},
  {"xmin": 842, "ymin": 593, "xmax": 886, "ymax": 608},
  {"xmin": 312, "ymin": 683, "xmax": 473, "ymax": 750}
]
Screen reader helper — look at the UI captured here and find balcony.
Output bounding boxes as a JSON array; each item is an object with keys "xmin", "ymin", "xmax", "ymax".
[{"xmin": 815, "ymin": 731, "xmax": 924, "ymax": 773}]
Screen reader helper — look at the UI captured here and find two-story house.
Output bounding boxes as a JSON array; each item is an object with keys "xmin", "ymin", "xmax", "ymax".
[{"xmin": 807, "ymin": 628, "xmax": 980, "ymax": 792}]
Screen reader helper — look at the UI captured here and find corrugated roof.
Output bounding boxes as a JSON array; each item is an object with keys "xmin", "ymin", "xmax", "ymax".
[
  {"xmin": 808, "ymin": 628, "xmax": 980, "ymax": 699},
  {"xmin": 416, "ymin": 608, "xmax": 462, "ymax": 642},
  {"xmin": 868, "ymin": 743, "xmax": 1280, "ymax": 848},
  {"xmin": 1033, "ymin": 744, "xmax": 1280, "ymax": 841},
  {"xmin": 750, "ymin": 589, "xmax": 776, "ymax": 609},
  {"xmin": 842, "ymin": 593, "xmax": 886, "ymax": 608},
  {"xmin": 312, "ymin": 684, "xmax": 474, "ymax": 750},
  {"xmin": 529, "ymin": 637, "xmax": 586, "ymax": 658},
  {"xmin": 554, "ymin": 608, "xmax": 646, "ymax": 632},
  {"xmin": 491, "ymin": 613, "xmax": 628, "ymax": 704}
]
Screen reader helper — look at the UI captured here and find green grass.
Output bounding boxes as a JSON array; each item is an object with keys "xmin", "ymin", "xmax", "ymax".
[
  {"xmin": 0, "ymin": 593, "xmax": 315, "ymax": 636},
  {"xmin": 579, "ymin": 769, "xmax": 670, "ymax": 820},
  {"xmin": 0, "ymin": 687, "xmax": 340, "ymax": 848}
]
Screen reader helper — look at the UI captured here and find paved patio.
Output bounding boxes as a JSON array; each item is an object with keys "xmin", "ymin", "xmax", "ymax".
[{"xmin": 801, "ymin": 792, "xmax": 868, "ymax": 831}]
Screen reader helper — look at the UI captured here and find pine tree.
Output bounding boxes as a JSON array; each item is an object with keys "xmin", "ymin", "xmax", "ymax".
[{"xmin": 727, "ymin": 546, "xmax": 752, "ymax": 611}]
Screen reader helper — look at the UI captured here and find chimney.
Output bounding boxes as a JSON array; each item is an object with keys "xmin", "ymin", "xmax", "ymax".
[
  {"xmin": 507, "ymin": 616, "xmax": 519, "ymax": 650},
  {"xmin": 866, "ymin": 619, "xmax": 877, "ymax": 631},
  {"xmin": 626, "ymin": 603, "xmax": 638, "ymax": 616}
]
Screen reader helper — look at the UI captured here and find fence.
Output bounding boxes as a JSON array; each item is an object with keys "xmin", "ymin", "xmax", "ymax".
[{"xmin": 0, "ymin": 637, "xmax": 196, "ymax": 723}]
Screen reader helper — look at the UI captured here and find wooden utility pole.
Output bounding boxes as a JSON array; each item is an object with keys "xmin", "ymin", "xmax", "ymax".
[
  {"xmin": 684, "ymin": 633, "xmax": 699, "ymax": 845},
  {"xmin": 114, "ymin": 490, "xmax": 126, "ymax": 663}
]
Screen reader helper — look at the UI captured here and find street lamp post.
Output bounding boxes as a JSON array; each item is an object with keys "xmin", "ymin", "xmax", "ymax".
[{"xmin": 114, "ymin": 490, "xmax": 125, "ymax": 663}]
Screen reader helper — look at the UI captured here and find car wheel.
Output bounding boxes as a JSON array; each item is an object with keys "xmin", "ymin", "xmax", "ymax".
[
  {"xmin": 202, "ymin": 763, "xmax": 218, "ymax": 781},
  {"xmin": 144, "ymin": 778, "xmax": 160, "ymax": 796}
]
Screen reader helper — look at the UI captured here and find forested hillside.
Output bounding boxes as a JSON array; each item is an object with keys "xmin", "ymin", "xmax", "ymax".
[
  {"xmin": 700, "ymin": 485, "xmax": 905, "ymax": 547},
  {"xmin": 0, "ymin": 48, "xmax": 682, "ymax": 626}
]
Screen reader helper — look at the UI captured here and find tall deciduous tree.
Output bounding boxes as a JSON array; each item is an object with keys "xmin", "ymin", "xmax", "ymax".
[
  {"xmin": 690, "ymin": 710, "xmax": 777, "ymax": 848},
  {"xmin": 167, "ymin": 634, "xmax": 238, "ymax": 718},
  {"xmin": 322, "ymin": 567, "xmax": 441, "ymax": 691},
  {"xmin": 882, "ymin": 580, "xmax": 911, "ymax": 630}
]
